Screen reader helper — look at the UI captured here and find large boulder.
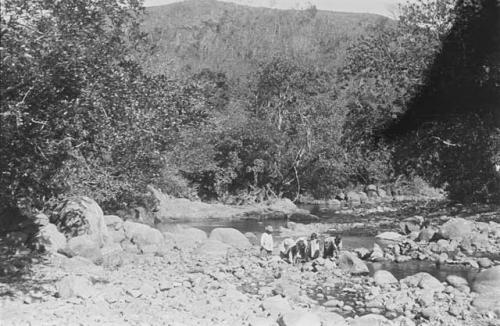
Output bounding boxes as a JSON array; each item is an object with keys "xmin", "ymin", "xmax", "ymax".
[
  {"xmin": 123, "ymin": 221, "xmax": 163, "ymax": 251},
  {"xmin": 338, "ymin": 251, "xmax": 369, "ymax": 274},
  {"xmin": 34, "ymin": 223, "xmax": 67, "ymax": 253},
  {"xmin": 374, "ymin": 270, "xmax": 398, "ymax": 286},
  {"xmin": 54, "ymin": 196, "xmax": 109, "ymax": 247},
  {"xmin": 472, "ymin": 266, "xmax": 500, "ymax": 315},
  {"xmin": 194, "ymin": 239, "xmax": 232, "ymax": 259},
  {"xmin": 63, "ymin": 235, "xmax": 103, "ymax": 264},
  {"xmin": 163, "ymin": 227, "xmax": 207, "ymax": 252},
  {"xmin": 439, "ymin": 218, "xmax": 473, "ymax": 241},
  {"xmin": 278, "ymin": 311, "xmax": 321, "ymax": 326},
  {"xmin": 401, "ymin": 272, "xmax": 444, "ymax": 291},
  {"xmin": 209, "ymin": 228, "xmax": 251, "ymax": 250}
]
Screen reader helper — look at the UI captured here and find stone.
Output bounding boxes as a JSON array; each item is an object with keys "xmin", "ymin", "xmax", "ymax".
[
  {"xmin": 478, "ymin": 257, "xmax": 492, "ymax": 268},
  {"xmin": 123, "ymin": 221, "xmax": 163, "ymax": 250},
  {"xmin": 354, "ymin": 247, "xmax": 371, "ymax": 260},
  {"xmin": 374, "ymin": 270, "xmax": 398, "ymax": 285},
  {"xmin": 278, "ymin": 311, "xmax": 321, "ymax": 326},
  {"xmin": 338, "ymin": 251, "xmax": 369, "ymax": 274},
  {"xmin": 369, "ymin": 243, "xmax": 385, "ymax": 262},
  {"xmin": 194, "ymin": 239, "xmax": 232, "ymax": 258},
  {"xmin": 34, "ymin": 223, "xmax": 67, "ymax": 253},
  {"xmin": 350, "ymin": 314, "xmax": 391, "ymax": 326},
  {"xmin": 55, "ymin": 196, "xmax": 109, "ymax": 246},
  {"xmin": 375, "ymin": 232, "xmax": 404, "ymax": 243},
  {"xmin": 64, "ymin": 235, "xmax": 103, "ymax": 264},
  {"xmin": 417, "ymin": 227, "xmax": 437, "ymax": 242},
  {"xmin": 400, "ymin": 216, "xmax": 424, "ymax": 235},
  {"xmin": 346, "ymin": 191, "xmax": 361, "ymax": 205},
  {"xmin": 471, "ymin": 266, "xmax": 500, "ymax": 313},
  {"xmin": 446, "ymin": 275, "xmax": 469, "ymax": 291},
  {"xmin": 261, "ymin": 295, "xmax": 293, "ymax": 318},
  {"xmin": 109, "ymin": 229, "xmax": 126, "ymax": 243},
  {"xmin": 164, "ymin": 227, "xmax": 207, "ymax": 252},
  {"xmin": 358, "ymin": 192, "xmax": 369, "ymax": 204},
  {"xmin": 317, "ymin": 312, "xmax": 348, "ymax": 326},
  {"xmin": 439, "ymin": 218, "xmax": 473, "ymax": 241},
  {"xmin": 209, "ymin": 228, "xmax": 251, "ymax": 250},
  {"xmin": 401, "ymin": 272, "xmax": 444, "ymax": 291},
  {"xmin": 472, "ymin": 266, "xmax": 500, "ymax": 295},
  {"xmin": 56, "ymin": 275, "xmax": 95, "ymax": 299},
  {"xmin": 103, "ymin": 215, "xmax": 124, "ymax": 230}
]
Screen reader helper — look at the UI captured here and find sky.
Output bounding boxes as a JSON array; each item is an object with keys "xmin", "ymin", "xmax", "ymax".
[{"xmin": 143, "ymin": 0, "xmax": 407, "ymax": 18}]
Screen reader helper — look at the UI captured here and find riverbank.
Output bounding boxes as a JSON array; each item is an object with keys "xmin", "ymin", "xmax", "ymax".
[
  {"xmin": 1, "ymin": 197, "xmax": 499, "ymax": 325},
  {"xmin": 1, "ymin": 232, "xmax": 499, "ymax": 326}
]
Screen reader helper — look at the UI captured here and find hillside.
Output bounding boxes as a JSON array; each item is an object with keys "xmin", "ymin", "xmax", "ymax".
[{"xmin": 141, "ymin": 0, "xmax": 389, "ymax": 81}]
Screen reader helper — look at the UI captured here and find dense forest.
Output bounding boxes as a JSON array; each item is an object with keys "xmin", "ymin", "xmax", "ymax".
[{"xmin": 1, "ymin": 0, "xmax": 499, "ymax": 219}]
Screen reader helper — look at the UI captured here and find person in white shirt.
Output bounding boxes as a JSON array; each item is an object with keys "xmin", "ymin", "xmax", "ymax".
[
  {"xmin": 260, "ymin": 225, "xmax": 274, "ymax": 258},
  {"xmin": 308, "ymin": 233, "xmax": 320, "ymax": 260}
]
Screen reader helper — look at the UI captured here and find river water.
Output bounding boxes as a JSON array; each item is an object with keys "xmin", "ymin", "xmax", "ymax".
[{"xmin": 165, "ymin": 203, "xmax": 479, "ymax": 283}]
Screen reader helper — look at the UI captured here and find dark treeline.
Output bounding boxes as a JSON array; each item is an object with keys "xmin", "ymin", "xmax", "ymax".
[{"xmin": 1, "ymin": 0, "xmax": 498, "ymax": 220}]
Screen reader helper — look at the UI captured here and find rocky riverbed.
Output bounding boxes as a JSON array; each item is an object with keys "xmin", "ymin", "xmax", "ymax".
[{"xmin": 1, "ymin": 196, "xmax": 500, "ymax": 325}]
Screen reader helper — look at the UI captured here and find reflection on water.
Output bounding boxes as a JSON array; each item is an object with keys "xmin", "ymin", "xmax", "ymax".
[{"xmin": 368, "ymin": 260, "xmax": 479, "ymax": 283}]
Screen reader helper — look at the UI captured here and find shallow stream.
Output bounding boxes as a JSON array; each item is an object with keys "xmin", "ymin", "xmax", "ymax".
[{"xmin": 161, "ymin": 203, "xmax": 479, "ymax": 283}]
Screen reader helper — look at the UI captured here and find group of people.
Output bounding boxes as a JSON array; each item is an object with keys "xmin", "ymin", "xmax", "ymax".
[{"xmin": 260, "ymin": 225, "xmax": 343, "ymax": 265}]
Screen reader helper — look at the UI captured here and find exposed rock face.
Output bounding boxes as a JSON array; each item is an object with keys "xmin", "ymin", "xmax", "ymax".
[
  {"xmin": 472, "ymin": 266, "xmax": 500, "ymax": 315},
  {"xmin": 54, "ymin": 196, "xmax": 109, "ymax": 247},
  {"xmin": 338, "ymin": 251, "xmax": 369, "ymax": 274},
  {"xmin": 209, "ymin": 228, "xmax": 251, "ymax": 250},
  {"xmin": 34, "ymin": 223, "xmax": 67, "ymax": 253}
]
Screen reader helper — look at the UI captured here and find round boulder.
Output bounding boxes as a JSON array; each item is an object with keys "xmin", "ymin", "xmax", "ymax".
[
  {"xmin": 55, "ymin": 196, "xmax": 109, "ymax": 247},
  {"xmin": 209, "ymin": 228, "xmax": 251, "ymax": 250},
  {"xmin": 374, "ymin": 270, "xmax": 398, "ymax": 285}
]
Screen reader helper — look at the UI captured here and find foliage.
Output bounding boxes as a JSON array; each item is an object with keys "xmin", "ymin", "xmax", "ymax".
[{"xmin": 1, "ymin": 0, "xmax": 497, "ymax": 219}]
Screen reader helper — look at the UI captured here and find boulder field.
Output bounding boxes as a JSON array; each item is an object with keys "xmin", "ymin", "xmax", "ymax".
[{"xmin": 1, "ymin": 198, "xmax": 499, "ymax": 325}]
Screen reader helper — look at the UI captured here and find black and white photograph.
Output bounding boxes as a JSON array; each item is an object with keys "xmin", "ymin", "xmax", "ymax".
[{"xmin": 1, "ymin": 0, "xmax": 499, "ymax": 325}]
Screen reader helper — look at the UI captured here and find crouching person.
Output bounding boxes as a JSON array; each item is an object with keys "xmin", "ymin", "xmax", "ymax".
[
  {"xmin": 279, "ymin": 238, "xmax": 296, "ymax": 263},
  {"xmin": 323, "ymin": 236, "xmax": 342, "ymax": 259},
  {"xmin": 260, "ymin": 225, "xmax": 274, "ymax": 259}
]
